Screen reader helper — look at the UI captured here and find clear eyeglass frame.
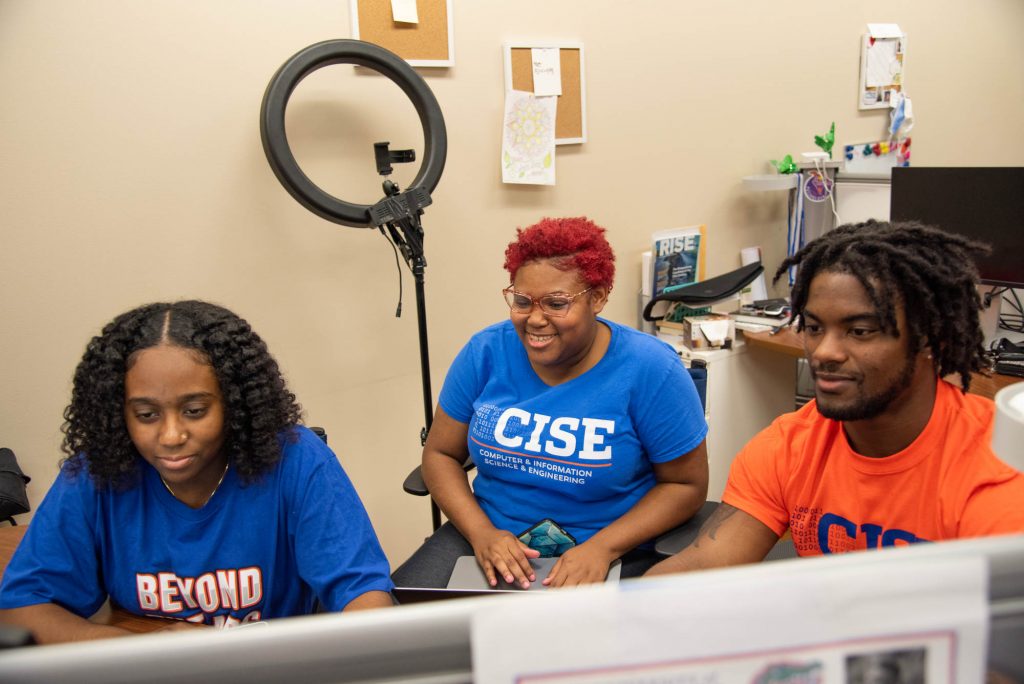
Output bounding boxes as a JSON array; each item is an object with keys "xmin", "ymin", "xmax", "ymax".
[{"xmin": 502, "ymin": 286, "xmax": 593, "ymax": 318}]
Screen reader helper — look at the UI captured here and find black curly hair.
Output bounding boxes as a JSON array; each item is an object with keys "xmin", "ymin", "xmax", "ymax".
[
  {"xmin": 774, "ymin": 220, "xmax": 991, "ymax": 392},
  {"xmin": 62, "ymin": 300, "xmax": 303, "ymax": 487}
]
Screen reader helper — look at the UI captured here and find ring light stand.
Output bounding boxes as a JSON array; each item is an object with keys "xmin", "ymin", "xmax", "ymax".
[{"xmin": 260, "ymin": 39, "xmax": 447, "ymax": 528}]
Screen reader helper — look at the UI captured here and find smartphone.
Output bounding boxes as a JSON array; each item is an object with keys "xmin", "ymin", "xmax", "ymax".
[{"xmin": 517, "ymin": 519, "xmax": 577, "ymax": 557}]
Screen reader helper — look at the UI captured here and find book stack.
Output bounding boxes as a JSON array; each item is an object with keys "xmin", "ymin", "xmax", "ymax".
[{"xmin": 654, "ymin": 319, "xmax": 685, "ymax": 345}]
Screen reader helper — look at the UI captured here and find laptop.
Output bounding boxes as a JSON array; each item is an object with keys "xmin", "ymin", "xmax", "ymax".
[{"xmin": 393, "ymin": 556, "xmax": 622, "ymax": 604}]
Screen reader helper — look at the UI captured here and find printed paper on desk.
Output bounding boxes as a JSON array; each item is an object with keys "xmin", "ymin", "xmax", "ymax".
[
  {"xmin": 700, "ymin": 319, "xmax": 731, "ymax": 347},
  {"xmin": 531, "ymin": 48, "xmax": 562, "ymax": 97},
  {"xmin": 471, "ymin": 555, "xmax": 986, "ymax": 683}
]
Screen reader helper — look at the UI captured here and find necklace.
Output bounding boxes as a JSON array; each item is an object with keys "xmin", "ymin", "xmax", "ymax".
[{"xmin": 160, "ymin": 462, "xmax": 229, "ymax": 508}]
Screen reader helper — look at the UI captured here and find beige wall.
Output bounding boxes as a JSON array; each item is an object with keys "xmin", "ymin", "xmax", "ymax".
[{"xmin": 2, "ymin": 1, "xmax": 1022, "ymax": 567}]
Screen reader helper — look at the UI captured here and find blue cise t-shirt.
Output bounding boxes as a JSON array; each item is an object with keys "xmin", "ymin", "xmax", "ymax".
[{"xmin": 439, "ymin": 318, "xmax": 707, "ymax": 543}]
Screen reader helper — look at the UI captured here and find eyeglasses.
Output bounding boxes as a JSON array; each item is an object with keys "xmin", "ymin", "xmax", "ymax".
[{"xmin": 502, "ymin": 286, "xmax": 593, "ymax": 318}]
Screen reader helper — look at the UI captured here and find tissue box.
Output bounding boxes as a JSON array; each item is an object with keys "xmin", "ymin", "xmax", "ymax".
[{"xmin": 683, "ymin": 314, "xmax": 735, "ymax": 350}]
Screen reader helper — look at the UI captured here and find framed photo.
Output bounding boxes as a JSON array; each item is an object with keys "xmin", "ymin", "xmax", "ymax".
[
  {"xmin": 350, "ymin": 0, "xmax": 454, "ymax": 67},
  {"xmin": 503, "ymin": 42, "xmax": 587, "ymax": 145}
]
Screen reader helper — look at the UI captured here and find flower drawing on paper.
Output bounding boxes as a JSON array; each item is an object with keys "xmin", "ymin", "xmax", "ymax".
[
  {"xmin": 501, "ymin": 90, "xmax": 556, "ymax": 184},
  {"xmin": 504, "ymin": 96, "xmax": 554, "ymax": 161}
]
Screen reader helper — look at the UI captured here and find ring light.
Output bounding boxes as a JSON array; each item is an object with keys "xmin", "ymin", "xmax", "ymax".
[
  {"xmin": 259, "ymin": 39, "xmax": 447, "ymax": 227},
  {"xmin": 260, "ymin": 40, "xmax": 449, "ymax": 529}
]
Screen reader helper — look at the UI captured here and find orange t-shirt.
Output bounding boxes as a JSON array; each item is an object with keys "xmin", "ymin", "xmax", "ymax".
[{"xmin": 723, "ymin": 379, "xmax": 1024, "ymax": 556}]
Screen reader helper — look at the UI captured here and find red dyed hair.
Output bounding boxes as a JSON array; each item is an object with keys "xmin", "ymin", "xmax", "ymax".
[{"xmin": 503, "ymin": 217, "xmax": 616, "ymax": 289}]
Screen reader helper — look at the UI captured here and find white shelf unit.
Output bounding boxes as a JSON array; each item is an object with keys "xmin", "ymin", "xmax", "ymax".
[{"xmin": 668, "ymin": 338, "xmax": 796, "ymax": 500}]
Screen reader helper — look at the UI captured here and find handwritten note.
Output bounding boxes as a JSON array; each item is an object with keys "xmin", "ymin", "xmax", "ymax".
[{"xmin": 531, "ymin": 48, "xmax": 562, "ymax": 97}]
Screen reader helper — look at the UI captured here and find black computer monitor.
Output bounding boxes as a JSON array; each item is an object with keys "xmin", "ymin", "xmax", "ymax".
[{"xmin": 890, "ymin": 167, "xmax": 1024, "ymax": 288}]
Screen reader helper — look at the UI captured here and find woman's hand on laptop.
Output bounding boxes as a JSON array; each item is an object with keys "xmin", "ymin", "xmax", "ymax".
[
  {"xmin": 543, "ymin": 543, "xmax": 616, "ymax": 588},
  {"xmin": 469, "ymin": 528, "xmax": 541, "ymax": 589}
]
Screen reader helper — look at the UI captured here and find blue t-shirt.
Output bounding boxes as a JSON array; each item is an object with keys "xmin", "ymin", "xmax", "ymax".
[
  {"xmin": 439, "ymin": 318, "xmax": 707, "ymax": 544},
  {"xmin": 0, "ymin": 426, "xmax": 393, "ymax": 626}
]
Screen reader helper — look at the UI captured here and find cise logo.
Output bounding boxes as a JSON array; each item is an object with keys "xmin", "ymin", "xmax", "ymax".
[
  {"xmin": 818, "ymin": 512, "xmax": 927, "ymax": 553},
  {"xmin": 490, "ymin": 407, "xmax": 615, "ymax": 460}
]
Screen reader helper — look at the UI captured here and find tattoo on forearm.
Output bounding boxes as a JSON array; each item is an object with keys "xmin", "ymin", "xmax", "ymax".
[{"xmin": 693, "ymin": 504, "xmax": 739, "ymax": 547}]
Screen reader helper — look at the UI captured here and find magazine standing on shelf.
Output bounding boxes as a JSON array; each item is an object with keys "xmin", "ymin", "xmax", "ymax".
[{"xmin": 651, "ymin": 225, "xmax": 706, "ymax": 298}]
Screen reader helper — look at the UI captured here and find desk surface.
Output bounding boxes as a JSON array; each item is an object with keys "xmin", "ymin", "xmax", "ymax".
[
  {"xmin": 743, "ymin": 327, "xmax": 1022, "ymax": 401},
  {"xmin": 0, "ymin": 525, "xmax": 169, "ymax": 634}
]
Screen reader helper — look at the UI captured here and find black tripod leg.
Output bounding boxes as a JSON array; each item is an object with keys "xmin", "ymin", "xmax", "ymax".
[
  {"xmin": 412, "ymin": 261, "xmax": 442, "ymax": 531},
  {"xmin": 413, "ymin": 264, "xmax": 433, "ymax": 436}
]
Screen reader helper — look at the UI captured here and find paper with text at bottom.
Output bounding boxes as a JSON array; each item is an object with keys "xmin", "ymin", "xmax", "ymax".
[{"xmin": 471, "ymin": 554, "xmax": 986, "ymax": 683}]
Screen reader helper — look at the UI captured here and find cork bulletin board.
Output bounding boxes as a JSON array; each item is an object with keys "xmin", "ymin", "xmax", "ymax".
[
  {"xmin": 350, "ymin": 0, "xmax": 454, "ymax": 67},
  {"xmin": 503, "ymin": 42, "xmax": 587, "ymax": 144}
]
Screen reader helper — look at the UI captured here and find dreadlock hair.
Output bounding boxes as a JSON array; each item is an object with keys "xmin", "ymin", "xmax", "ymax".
[
  {"xmin": 774, "ymin": 220, "xmax": 991, "ymax": 392},
  {"xmin": 62, "ymin": 300, "xmax": 303, "ymax": 488}
]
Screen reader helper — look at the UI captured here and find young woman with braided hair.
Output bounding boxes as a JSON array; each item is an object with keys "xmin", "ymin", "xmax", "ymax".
[{"xmin": 0, "ymin": 301, "xmax": 393, "ymax": 643}]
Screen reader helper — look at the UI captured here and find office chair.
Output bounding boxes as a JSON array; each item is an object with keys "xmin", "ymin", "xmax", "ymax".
[
  {"xmin": 402, "ymin": 359, "xmax": 710, "ymax": 533},
  {"xmin": 0, "ymin": 448, "xmax": 31, "ymax": 526},
  {"xmin": 645, "ymin": 365, "xmax": 796, "ymax": 561}
]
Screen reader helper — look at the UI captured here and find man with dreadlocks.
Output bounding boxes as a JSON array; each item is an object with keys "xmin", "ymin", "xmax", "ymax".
[{"xmin": 648, "ymin": 220, "xmax": 1024, "ymax": 574}]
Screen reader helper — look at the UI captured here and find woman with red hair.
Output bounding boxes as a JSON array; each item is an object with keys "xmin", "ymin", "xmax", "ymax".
[{"xmin": 393, "ymin": 217, "xmax": 708, "ymax": 589}]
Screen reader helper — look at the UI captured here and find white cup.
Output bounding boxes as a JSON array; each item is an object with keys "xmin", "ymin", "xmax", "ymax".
[{"xmin": 992, "ymin": 383, "xmax": 1024, "ymax": 471}]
